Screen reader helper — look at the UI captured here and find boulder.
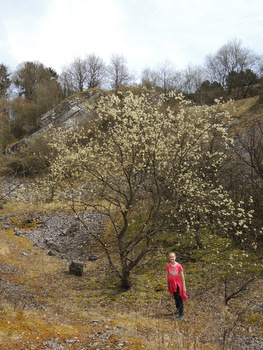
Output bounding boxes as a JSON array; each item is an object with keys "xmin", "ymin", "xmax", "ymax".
[
  {"xmin": 88, "ymin": 254, "xmax": 99, "ymax": 261},
  {"xmin": 69, "ymin": 261, "xmax": 84, "ymax": 276}
]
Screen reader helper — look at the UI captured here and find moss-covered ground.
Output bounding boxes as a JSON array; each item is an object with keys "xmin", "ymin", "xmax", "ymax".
[{"xmin": 1, "ymin": 205, "xmax": 262, "ymax": 350}]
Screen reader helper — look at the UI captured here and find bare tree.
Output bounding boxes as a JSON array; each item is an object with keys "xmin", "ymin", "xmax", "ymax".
[
  {"xmin": 205, "ymin": 38, "xmax": 263, "ymax": 90},
  {"xmin": 59, "ymin": 70, "xmax": 76, "ymax": 97},
  {"xmin": 107, "ymin": 54, "xmax": 132, "ymax": 90},
  {"xmin": 140, "ymin": 62, "xmax": 181, "ymax": 92},
  {"xmin": 86, "ymin": 53, "xmax": 106, "ymax": 89},
  {"xmin": 140, "ymin": 66, "xmax": 158, "ymax": 90},
  {"xmin": 70, "ymin": 57, "xmax": 88, "ymax": 92},
  {"xmin": 60, "ymin": 57, "xmax": 88, "ymax": 95},
  {"xmin": 155, "ymin": 60, "xmax": 180, "ymax": 93},
  {"xmin": 233, "ymin": 121, "xmax": 263, "ymax": 180},
  {"xmin": 181, "ymin": 64, "xmax": 206, "ymax": 94},
  {"xmin": 60, "ymin": 54, "xmax": 106, "ymax": 95}
]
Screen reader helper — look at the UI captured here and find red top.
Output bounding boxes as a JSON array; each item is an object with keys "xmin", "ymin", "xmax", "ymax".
[{"xmin": 165, "ymin": 263, "xmax": 188, "ymax": 301}]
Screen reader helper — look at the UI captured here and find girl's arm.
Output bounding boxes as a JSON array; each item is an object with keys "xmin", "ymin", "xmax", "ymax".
[{"xmin": 180, "ymin": 271, "xmax": 186, "ymax": 293}]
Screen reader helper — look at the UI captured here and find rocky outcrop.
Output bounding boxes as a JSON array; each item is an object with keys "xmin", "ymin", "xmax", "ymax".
[
  {"xmin": 39, "ymin": 89, "xmax": 103, "ymax": 129},
  {"xmin": 3, "ymin": 87, "xmax": 162, "ymax": 154},
  {"xmin": 3, "ymin": 89, "xmax": 105, "ymax": 154},
  {"xmin": 1, "ymin": 211, "xmax": 104, "ymax": 263}
]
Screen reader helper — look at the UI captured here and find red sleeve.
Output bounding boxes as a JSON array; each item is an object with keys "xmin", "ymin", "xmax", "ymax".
[
  {"xmin": 178, "ymin": 264, "xmax": 183, "ymax": 272},
  {"xmin": 165, "ymin": 264, "xmax": 169, "ymax": 271}
]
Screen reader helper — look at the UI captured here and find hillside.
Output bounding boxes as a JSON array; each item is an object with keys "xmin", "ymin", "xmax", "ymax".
[
  {"xmin": 3, "ymin": 87, "xmax": 161, "ymax": 154},
  {"xmin": 230, "ymin": 95, "xmax": 263, "ymax": 125},
  {"xmin": 3, "ymin": 89, "xmax": 105, "ymax": 154},
  {"xmin": 0, "ymin": 198, "xmax": 262, "ymax": 350},
  {"xmin": 4, "ymin": 90, "xmax": 263, "ymax": 155},
  {"xmin": 1, "ymin": 91, "xmax": 263, "ymax": 349}
]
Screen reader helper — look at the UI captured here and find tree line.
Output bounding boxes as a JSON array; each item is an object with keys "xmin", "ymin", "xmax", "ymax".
[{"xmin": 0, "ymin": 38, "xmax": 263, "ymax": 149}]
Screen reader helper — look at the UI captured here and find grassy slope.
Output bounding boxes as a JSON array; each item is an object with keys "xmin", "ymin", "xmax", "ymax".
[
  {"xmin": 230, "ymin": 95, "xmax": 263, "ymax": 126},
  {"xmin": 1, "ymin": 204, "xmax": 263, "ymax": 350}
]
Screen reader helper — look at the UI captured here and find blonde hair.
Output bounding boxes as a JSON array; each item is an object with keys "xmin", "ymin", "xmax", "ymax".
[{"xmin": 169, "ymin": 252, "xmax": 176, "ymax": 257}]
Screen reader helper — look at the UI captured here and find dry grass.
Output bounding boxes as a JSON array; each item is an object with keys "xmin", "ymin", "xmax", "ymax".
[
  {"xmin": 230, "ymin": 95, "xmax": 263, "ymax": 131},
  {"xmin": 231, "ymin": 96, "xmax": 260, "ymax": 117},
  {"xmin": 1, "ymin": 202, "xmax": 262, "ymax": 349},
  {"xmin": 0, "ymin": 227, "xmax": 215, "ymax": 349}
]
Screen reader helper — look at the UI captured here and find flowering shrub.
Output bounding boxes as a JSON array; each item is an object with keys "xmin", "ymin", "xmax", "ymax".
[{"xmin": 33, "ymin": 91, "xmax": 252, "ymax": 289}]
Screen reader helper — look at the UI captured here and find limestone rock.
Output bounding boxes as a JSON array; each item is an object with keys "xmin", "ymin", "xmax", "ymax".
[{"xmin": 3, "ymin": 89, "xmax": 104, "ymax": 154}]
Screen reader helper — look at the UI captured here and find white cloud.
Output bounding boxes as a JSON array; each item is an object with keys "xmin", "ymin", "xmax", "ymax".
[
  {"xmin": 37, "ymin": 0, "xmax": 125, "ymax": 68},
  {"xmin": 0, "ymin": 0, "xmax": 263, "ymax": 74},
  {"xmin": 2, "ymin": 0, "xmax": 125, "ymax": 71}
]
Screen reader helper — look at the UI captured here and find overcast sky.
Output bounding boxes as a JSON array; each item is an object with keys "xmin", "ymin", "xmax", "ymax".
[{"xmin": 1, "ymin": 0, "xmax": 263, "ymax": 75}]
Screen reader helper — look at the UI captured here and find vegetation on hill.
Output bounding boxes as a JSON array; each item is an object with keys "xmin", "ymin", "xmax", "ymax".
[
  {"xmin": 1, "ymin": 38, "xmax": 263, "ymax": 150},
  {"xmin": 1, "ymin": 88, "xmax": 263, "ymax": 348},
  {"xmin": 0, "ymin": 200, "xmax": 262, "ymax": 349},
  {"xmin": 23, "ymin": 91, "xmax": 257, "ymax": 290}
]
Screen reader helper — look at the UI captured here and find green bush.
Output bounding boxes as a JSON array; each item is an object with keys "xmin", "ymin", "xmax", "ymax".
[{"xmin": 1, "ymin": 136, "xmax": 57, "ymax": 177}]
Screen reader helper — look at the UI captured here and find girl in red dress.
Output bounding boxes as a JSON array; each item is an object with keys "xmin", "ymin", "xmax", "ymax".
[{"xmin": 165, "ymin": 252, "xmax": 188, "ymax": 321}]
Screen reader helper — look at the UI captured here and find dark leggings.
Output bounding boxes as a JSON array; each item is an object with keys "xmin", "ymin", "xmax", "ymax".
[{"xmin": 173, "ymin": 285, "xmax": 184, "ymax": 316}]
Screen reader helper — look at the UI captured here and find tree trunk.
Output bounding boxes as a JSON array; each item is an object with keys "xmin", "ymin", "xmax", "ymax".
[{"xmin": 121, "ymin": 269, "xmax": 132, "ymax": 290}]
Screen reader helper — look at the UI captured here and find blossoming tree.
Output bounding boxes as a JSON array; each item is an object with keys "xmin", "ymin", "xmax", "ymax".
[{"xmin": 37, "ymin": 91, "xmax": 251, "ymax": 289}]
